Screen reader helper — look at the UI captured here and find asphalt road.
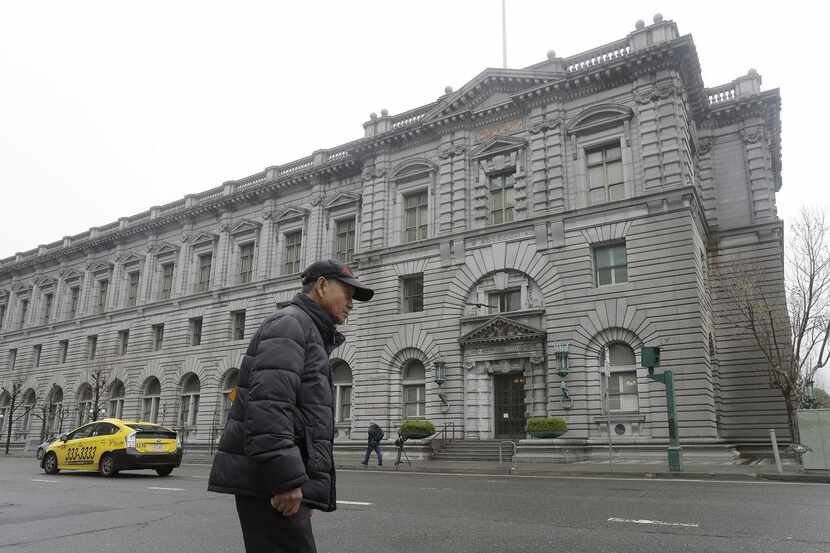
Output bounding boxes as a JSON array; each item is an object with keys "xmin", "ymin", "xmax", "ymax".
[{"xmin": 0, "ymin": 457, "xmax": 828, "ymax": 553}]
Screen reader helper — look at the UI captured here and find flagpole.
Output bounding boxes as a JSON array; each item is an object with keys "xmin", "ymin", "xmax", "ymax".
[{"xmin": 502, "ymin": 0, "xmax": 507, "ymax": 68}]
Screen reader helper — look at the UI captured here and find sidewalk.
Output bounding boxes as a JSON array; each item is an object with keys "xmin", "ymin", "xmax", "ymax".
[{"xmin": 334, "ymin": 458, "xmax": 830, "ymax": 484}]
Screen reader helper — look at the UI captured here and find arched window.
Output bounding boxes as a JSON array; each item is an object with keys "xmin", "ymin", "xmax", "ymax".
[
  {"xmin": 108, "ymin": 380, "xmax": 125, "ymax": 419},
  {"xmin": 47, "ymin": 386, "xmax": 64, "ymax": 434},
  {"xmin": 600, "ymin": 343, "xmax": 638, "ymax": 413},
  {"xmin": 332, "ymin": 361, "xmax": 352, "ymax": 423},
  {"xmin": 222, "ymin": 369, "xmax": 239, "ymax": 423},
  {"xmin": 179, "ymin": 374, "xmax": 200, "ymax": 427},
  {"xmin": 21, "ymin": 389, "xmax": 36, "ymax": 435},
  {"xmin": 0, "ymin": 391, "xmax": 10, "ymax": 435},
  {"xmin": 77, "ymin": 383, "xmax": 92, "ymax": 425},
  {"xmin": 402, "ymin": 359, "xmax": 426, "ymax": 419},
  {"xmin": 141, "ymin": 377, "xmax": 161, "ymax": 423}
]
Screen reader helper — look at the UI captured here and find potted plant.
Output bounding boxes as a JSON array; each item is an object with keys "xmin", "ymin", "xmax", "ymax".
[
  {"xmin": 527, "ymin": 416, "xmax": 567, "ymax": 438},
  {"xmin": 399, "ymin": 419, "xmax": 436, "ymax": 439}
]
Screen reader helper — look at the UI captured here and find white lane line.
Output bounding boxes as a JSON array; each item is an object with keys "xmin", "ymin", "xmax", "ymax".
[
  {"xmin": 487, "ymin": 480, "xmax": 508, "ymax": 483},
  {"xmin": 608, "ymin": 517, "xmax": 699, "ymax": 528},
  {"xmin": 337, "ymin": 500, "xmax": 373, "ymax": 506},
  {"xmin": 31, "ymin": 478, "xmax": 58, "ymax": 483},
  {"xmin": 147, "ymin": 486, "xmax": 185, "ymax": 491}
]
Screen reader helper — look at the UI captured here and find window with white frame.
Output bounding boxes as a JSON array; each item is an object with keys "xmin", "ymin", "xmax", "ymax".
[
  {"xmin": 239, "ymin": 243, "xmax": 254, "ymax": 284},
  {"xmin": 196, "ymin": 253, "xmax": 212, "ymax": 293},
  {"xmin": 335, "ymin": 218, "xmax": 356, "ymax": 264},
  {"xmin": 0, "ymin": 303, "xmax": 6, "ymax": 330},
  {"xmin": 284, "ymin": 231, "xmax": 302, "ymax": 274},
  {"xmin": 601, "ymin": 343, "xmax": 639, "ymax": 413},
  {"xmin": 402, "ymin": 359, "xmax": 426, "ymax": 418},
  {"xmin": 179, "ymin": 374, "xmax": 200, "ymax": 426},
  {"xmin": 47, "ymin": 386, "xmax": 63, "ymax": 434},
  {"xmin": 58, "ymin": 340, "xmax": 68, "ymax": 364},
  {"xmin": 8, "ymin": 349, "xmax": 17, "ymax": 371},
  {"xmin": 19, "ymin": 298, "xmax": 29, "ymax": 328},
  {"xmin": 586, "ymin": 142, "xmax": 624, "ymax": 204},
  {"xmin": 32, "ymin": 344, "xmax": 42, "ymax": 367},
  {"xmin": 0, "ymin": 392, "xmax": 9, "ymax": 435},
  {"xmin": 87, "ymin": 335, "xmax": 98, "ymax": 360},
  {"xmin": 96, "ymin": 279, "xmax": 109, "ymax": 313},
  {"xmin": 401, "ymin": 274, "xmax": 424, "ymax": 313},
  {"xmin": 594, "ymin": 242, "xmax": 628, "ymax": 286},
  {"xmin": 68, "ymin": 286, "xmax": 80, "ymax": 318},
  {"xmin": 77, "ymin": 384, "xmax": 93, "ymax": 425},
  {"xmin": 332, "ymin": 361, "xmax": 353, "ymax": 423},
  {"xmin": 231, "ymin": 310, "xmax": 246, "ymax": 341},
  {"xmin": 108, "ymin": 380, "xmax": 125, "ymax": 419},
  {"xmin": 117, "ymin": 330, "xmax": 129, "ymax": 356},
  {"xmin": 42, "ymin": 292, "xmax": 54, "ymax": 324},
  {"xmin": 142, "ymin": 377, "xmax": 161, "ymax": 423},
  {"xmin": 20, "ymin": 389, "xmax": 35, "ymax": 435},
  {"xmin": 489, "ymin": 172, "xmax": 515, "ymax": 225},
  {"xmin": 189, "ymin": 317, "xmax": 203, "ymax": 346},
  {"xmin": 152, "ymin": 324, "xmax": 164, "ymax": 351},
  {"xmin": 160, "ymin": 263, "xmax": 175, "ymax": 300},
  {"xmin": 403, "ymin": 190, "xmax": 428, "ymax": 243},
  {"xmin": 488, "ymin": 289, "xmax": 521, "ymax": 314},
  {"xmin": 127, "ymin": 271, "xmax": 140, "ymax": 307}
]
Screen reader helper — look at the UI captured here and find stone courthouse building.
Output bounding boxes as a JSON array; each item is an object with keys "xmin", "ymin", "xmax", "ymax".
[{"xmin": 0, "ymin": 16, "xmax": 787, "ymax": 459}]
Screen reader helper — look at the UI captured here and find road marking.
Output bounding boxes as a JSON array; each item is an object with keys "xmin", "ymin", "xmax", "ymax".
[
  {"xmin": 487, "ymin": 480, "xmax": 508, "ymax": 483},
  {"xmin": 608, "ymin": 517, "xmax": 699, "ymax": 528},
  {"xmin": 337, "ymin": 500, "xmax": 373, "ymax": 506},
  {"xmin": 31, "ymin": 478, "xmax": 58, "ymax": 483},
  {"xmin": 147, "ymin": 486, "xmax": 185, "ymax": 491}
]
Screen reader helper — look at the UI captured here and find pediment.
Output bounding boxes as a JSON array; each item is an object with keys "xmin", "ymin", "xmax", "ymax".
[
  {"xmin": 59, "ymin": 268, "xmax": 83, "ymax": 281},
  {"xmin": 568, "ymin": 103, "xmax": 634, "ymax": 135},
  {"xmin": 459, "ymin": 316, "xmax": 545, "ymax": 345},
  {"xmin": 230, "ymin": 219, "xmax": 262, "ymax": 236},
  {"xmin": 325, "ymin": 193, "xmax": 360, "ymax": 210},
  {"xmin": 34, "ymin": 275, "xmax": 58, "ymax": 288},
  {"xmin": 117, "ymin": 251, "xmax": 145, "ymax": 266},
  {"xmin": 470, "ymin": 136, "xmax": 527, "ymax": 160},
  {"xmin": 190, "ymin": 232, "xmax": 219, "ymax": 247},
  {"xmin": 274, "ymin": 207, "xmax": 308, "ymax": 224},
  {"xmin": 87, "ymin": 261, "xmax": 114, "ymax": 274},
  {"xmin": 11, "ymin": 282, "xmax": 32, "ymax": 294},
  {"xmin": 152, "ymin": 242, "xmax": 180, "ymax": 258},
  {"xmin": 424, "ymin": 69, "xmax": 555, "ymax": 123},
  {"xmin": 391, "ymin": 159, "xmax": 436, "ymax": 181}
]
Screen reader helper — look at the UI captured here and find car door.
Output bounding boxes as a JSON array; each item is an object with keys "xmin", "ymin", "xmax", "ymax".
[
  {"xmin": 60, "ymin": 423, "xmax": 99, "ymax": 470},
  {"xmin": 91, "ymin": 422, "xmax": 121, "ymax": 463}
]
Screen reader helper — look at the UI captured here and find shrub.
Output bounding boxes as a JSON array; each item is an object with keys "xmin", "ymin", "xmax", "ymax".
[
  {"xmin": 399, "ymin": 419, "xmax": 436, "ymax": 437},
  {"xmin": 526, "ymin": 417, "xmax": 567, "ymax": 433}
]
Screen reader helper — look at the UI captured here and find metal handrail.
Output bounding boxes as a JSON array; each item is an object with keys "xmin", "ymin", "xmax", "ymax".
[
  {"xmin": 499, "ymin": 440, "xmax": 517, "ymax": 464},
  {"xmin": 432, "ymin": 422, "xmax": 457, "ymax": 457}
]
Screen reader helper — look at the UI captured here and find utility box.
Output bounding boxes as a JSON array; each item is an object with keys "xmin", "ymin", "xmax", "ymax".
[{"xmin": 798, "ymin": 409, "xmax": 830, "ymax": 470}]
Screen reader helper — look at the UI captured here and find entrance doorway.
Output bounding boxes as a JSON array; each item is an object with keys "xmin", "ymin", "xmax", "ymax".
[{"xmin": 494, "ymin": 373, "xmax": 526, "ymax": 439}]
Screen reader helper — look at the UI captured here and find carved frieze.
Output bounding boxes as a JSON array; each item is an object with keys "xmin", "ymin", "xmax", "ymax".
[
  {"xmin": 740, "ymin": 125, "xmax": 766, "ymax": 144},
  {"xmin": 459, "ymin": 315, "xmax": 545, "ymax": 346}
]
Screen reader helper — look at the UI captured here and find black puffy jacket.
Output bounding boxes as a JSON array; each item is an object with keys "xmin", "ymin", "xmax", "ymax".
[{"xmin": 208, "ymin": 294, "xmax": 344, "ymax": 512}]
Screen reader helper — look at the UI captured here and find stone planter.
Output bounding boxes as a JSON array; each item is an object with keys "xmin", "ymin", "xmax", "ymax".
[
  {"xmin": 529, "ymin": 431, "xmax": 566, "ymax": 439},
  {"xmin": 401, "ymin": 430, "xmax": 432, "ymax": 440}
]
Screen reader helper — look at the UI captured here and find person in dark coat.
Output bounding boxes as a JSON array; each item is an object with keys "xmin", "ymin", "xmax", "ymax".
[
  {"xmin": 208, "ymin": 259, "xmax": 373, "ymax": 553},
  {"xmin": 361, "ymin": 423, "xmax": 384, "ymax": 466}
]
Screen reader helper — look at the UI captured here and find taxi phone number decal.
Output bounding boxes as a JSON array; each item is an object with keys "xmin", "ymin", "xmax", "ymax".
[{"xmin": 65, "ymin": 446, "xmax": 97, "ymax": 465}]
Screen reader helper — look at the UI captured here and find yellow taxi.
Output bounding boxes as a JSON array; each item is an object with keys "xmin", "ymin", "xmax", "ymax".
[{"xmin": 40, "ymin": 418, "xmax": 182, "ymax": 477}]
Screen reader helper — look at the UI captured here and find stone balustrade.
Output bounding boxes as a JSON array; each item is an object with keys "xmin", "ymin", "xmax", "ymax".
[{"xmin": 566, "ymin": 39, "xmax": 631, "ymax": 73}]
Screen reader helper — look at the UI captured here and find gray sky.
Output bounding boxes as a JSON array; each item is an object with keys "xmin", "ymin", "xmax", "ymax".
[{"xmin": 1, "ymin": 2, "xmax": 826, "ymax": 386}]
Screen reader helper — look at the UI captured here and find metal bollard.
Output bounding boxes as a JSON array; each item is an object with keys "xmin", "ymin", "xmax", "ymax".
[{"xmin": 770, "ymin": 429, "xmax": 783, "ymax": 474}]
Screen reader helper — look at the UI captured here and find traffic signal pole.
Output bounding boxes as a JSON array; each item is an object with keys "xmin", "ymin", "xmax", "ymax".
[{"xmin": 642, "ymin": 347, "xmax": 683, "ymax": 472}]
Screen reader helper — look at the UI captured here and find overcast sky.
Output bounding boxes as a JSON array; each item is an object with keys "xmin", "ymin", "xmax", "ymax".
[{"xmin": 1, "ymin": 2, "xmax": 826, "ymax": 385}]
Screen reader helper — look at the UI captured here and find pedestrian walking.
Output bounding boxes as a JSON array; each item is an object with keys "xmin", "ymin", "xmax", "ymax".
[
  {"xmin": 361, "ymin": 423, "xmax": 384, "ymax": 466},
  {"xmin": 208, "ymin": 260, "xmax": 373, "ymax": 553}
]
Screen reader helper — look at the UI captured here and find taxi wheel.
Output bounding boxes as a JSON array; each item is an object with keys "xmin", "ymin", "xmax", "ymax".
[
  {"xmin": 156, "ymin": 467, "xmax": 174, "ymax": 477},
  {"xmin": 43, "ymin": 452, "xmax": 59, "ymax": 475},
  {"xmin": 99, "ymin": 453, "xmax": 118, "ymax": 477}
]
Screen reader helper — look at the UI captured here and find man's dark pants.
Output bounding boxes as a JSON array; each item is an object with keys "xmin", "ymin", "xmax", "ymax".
[
  {"xmin": 362, "ymin": 444, "xmax": 382, "ymax": 465},
  {"xmin": 235, "ymin": 495, "xmax": 317, "ymax": 553}
]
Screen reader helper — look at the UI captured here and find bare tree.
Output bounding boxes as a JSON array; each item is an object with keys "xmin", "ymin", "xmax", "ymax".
[
  {"xmin": 719, "ymin": 208, "xmax": 830, "ymax": 445},
  {"xmin": 1, "ymin": 380, "xmax": 23, "ymax": 455},
  {"xmin": 89, "ymin": 369, "xmax": 108, "ymax": 422}
]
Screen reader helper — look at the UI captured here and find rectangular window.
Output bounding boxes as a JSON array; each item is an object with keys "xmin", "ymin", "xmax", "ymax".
[
  {"xmin": 231, "ymin": 310, "xmax": 246, "ymax": 341},
  {"xmin": 42, "ymin": 293, "xmax": 54, "ymax": 324},
  {"xmin": 197, "ymin": 254, "xmax": 212, "ymax": 292},
  {"xmin": 69, "ymin": 286, "xmax": 80, "ymax": 318},
  {"xmin": 284, "ymin": 231, "xmax": 302, "ymax": 274},
  {"xmin": 608, "ymin": 371, "xmax": 639, "ymax": 412},
  {"xmin": 19, "ymin": 299, "xmax": 29, "ymax": 328},
  {"xmin": 401, "ymin": 274, "xmax": 424, "ymax": 313},
  {"xmin": 404, "ymin": 384, "xmax": 425, "ymax": 418},
  {"xmin": 488, "ymin": 289, "xmax": 522, "ymax": 314},
  {"xmin": 117, "ymin": 330, "xmax": 129, "ymax": 356},
  {"xmin": 189, "ymin": 317, "xmax": 203, "ymax": 346},
  {"xmin": 587, "ymin": 143, "xmax": 624, "ymax": 204},
  {"xmin": 97, "ymin": 280, "xmax": 109, "ymax": 313},
  {"xmin": 594, "ymin": 243, "xmax": 628, "ymax": 286},
  {"xmin": 403, "ymin": 191, "xmax": 428, "ymax": 243},
  {"xmin": 0, "ymin": 304, "xmax": 5, "ymax": 330},
  {"xmin": 127, "ymin": 271, "xmax": 140, "ymax": 307},
  {"xmin": 33, "ymin": 344, "xmax": 42, "ymax": 367},
  {"xmin": 335, "ymin": 218, "xmax": 356, "ymax": 264},
  {"xmin": 338, "ymin": 385, "xmax": 352, "ymax": 422},
  {"xmin": 239, "ymin": 243, "xmax": 254, "ymax": 284},
  {"xmin": 152, "ymin": 324, "xmax": 164, "ymax": 351},
  {"xmin": 59, "ymin": 340, "xmax": 68, "ymax": 364},
  {"xmin": 489, "ymin": 173, "xmax": 515, "ymax": 225},
  {"xmin": 8, "ymin": 349, "xmax": 16, "ymax": 371},
  {"xmin": 87, "ymin": 335, "xmax": 98, "ymax": 360},
  {"xmin": 160, "ymin": 263, "xmax": 175, "ymax": 299}
]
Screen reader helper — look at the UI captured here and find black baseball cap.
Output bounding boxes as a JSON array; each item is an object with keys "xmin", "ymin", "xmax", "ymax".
[{"xmin": 301, "ymin": 260, "xmax": 374, "ymax": 301}]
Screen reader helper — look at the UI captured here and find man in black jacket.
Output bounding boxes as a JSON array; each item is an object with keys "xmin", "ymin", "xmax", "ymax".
[{"xmin": 208, "ymin": 260, "xmax": 373, "ymax": 553}]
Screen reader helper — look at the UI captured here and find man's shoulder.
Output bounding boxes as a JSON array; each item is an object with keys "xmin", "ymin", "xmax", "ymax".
[{"xmin": 259, "ymin": 306, "xmax": 311, "ymax": 341}]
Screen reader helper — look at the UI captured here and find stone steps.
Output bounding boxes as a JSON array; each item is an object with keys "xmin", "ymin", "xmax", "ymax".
[{"xmin": 433, "ymin": 440, "xmax": 516, "ymax": 462}]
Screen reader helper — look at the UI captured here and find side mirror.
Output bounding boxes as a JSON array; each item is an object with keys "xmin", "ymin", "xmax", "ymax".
[{"xmin": 59, "ymin": 433, "xmax": 68, "ymax": 442}]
